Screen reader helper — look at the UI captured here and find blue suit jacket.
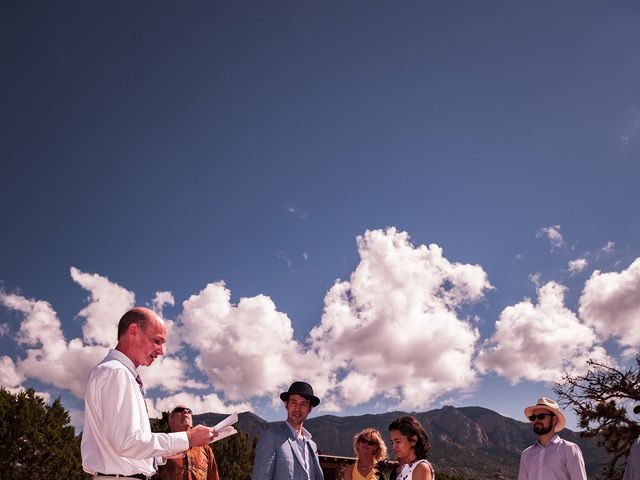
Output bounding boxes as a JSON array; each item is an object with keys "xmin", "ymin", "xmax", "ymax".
[{"xmin": 251, "ymin": 421, "xmax": 324, "ymax": 480}]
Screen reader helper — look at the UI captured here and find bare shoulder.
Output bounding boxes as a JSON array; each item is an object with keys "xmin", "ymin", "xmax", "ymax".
[{"xmin": 412, "ymin": 461, "xmax": 433, "ymax": 480}]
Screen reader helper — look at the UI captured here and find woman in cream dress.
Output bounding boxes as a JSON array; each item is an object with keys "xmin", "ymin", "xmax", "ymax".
[
  {"xmin": 342, "ymin": 428, "xmax": 388, "ymax": 480},
  {"xmin": 389, "ymin": 416, "xmax": 434, "ymax": 480}
]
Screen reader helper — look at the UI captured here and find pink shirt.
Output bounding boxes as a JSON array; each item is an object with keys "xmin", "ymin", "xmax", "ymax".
[
  {"xmin": 517, "ymin": 434, "xmax": 587, "ymax": 480},
  {"xmin": 624, "ymin": 438, "xmax": 640, "ymax": 480}
]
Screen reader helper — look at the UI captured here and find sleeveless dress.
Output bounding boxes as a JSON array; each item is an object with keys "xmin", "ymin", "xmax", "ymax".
[
  {"xmin": 351, "ymin": 459, "xmax": 377, "ymax": 480},
  {"xmin": 397, "ymin": 459, "xmax": 435, "ymax": 480}
]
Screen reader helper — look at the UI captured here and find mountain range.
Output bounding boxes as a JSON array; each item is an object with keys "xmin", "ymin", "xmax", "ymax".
[{"xmin": 195, "ymin": 405, "xmax": 610, "ymax": 480}]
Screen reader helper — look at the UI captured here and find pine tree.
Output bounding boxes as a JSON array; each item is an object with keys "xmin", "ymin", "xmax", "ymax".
[
  {"xmin": 212, "ymin": 429, "xmax": 256, "ymax": 480},
  {"xmin": 0, "ymin": 388, "xmax": 88, "ymax": 480},
  {"xmin": 554, "ymin": 355, "xmax": 640, "ymax": 480}
]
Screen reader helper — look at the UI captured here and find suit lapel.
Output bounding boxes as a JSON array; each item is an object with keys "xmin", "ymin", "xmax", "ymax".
[
  {"xmin": 288, "ymin": 437, "xmax": 309, "ymax": 473},
  {"xmin": 284, "ymin": 423, "xmax": 309, "ymax": 474}
]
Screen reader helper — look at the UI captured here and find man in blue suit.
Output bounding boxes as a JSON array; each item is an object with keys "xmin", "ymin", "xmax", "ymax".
[{"xmin": 252, "ymin": 381, "xmax": 324, "ymax": 480}]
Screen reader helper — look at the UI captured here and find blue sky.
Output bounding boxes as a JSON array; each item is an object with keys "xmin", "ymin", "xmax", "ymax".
[{"xmin": 1, "ymin": 1, "xmax": 640, "ymax": 433}]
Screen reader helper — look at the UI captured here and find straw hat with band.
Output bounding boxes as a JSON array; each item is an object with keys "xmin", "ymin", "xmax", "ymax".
[{"xmin": 524, "ymin": 397, "xmax": 566, "ymax": 433}]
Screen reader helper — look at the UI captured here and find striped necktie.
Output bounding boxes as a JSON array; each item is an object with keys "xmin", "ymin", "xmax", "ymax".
[
  {"xmin": 135, "ymin": 374, "xmax": 149, "ymax": 413},
  {"xmin": 135, "ymin": 374, "xmax": 146, "ymax": 396}
]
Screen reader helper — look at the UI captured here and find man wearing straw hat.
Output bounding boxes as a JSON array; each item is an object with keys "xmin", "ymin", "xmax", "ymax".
[{"xmin": 517, "ymin": 397, "xmax": 587, "ymax": 480}]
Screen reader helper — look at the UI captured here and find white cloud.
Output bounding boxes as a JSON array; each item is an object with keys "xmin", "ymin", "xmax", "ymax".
[
  {"xmin": 0, "ymin": 355, "xmax": 24, "ymax": 388},
  {"xmin": 568, "ymin": 258, "xmax": 588, "ymax": 275},
  {"xmin": 151, "ymin": 392, "xmax": 252, "ymax": 418},
  {"xmin": 178, "ymin": 282, "xmax": 321, "ymax": 402},
  {"xmin": 70, "ymin": 267, "xmax": 135, "ymax": 346},
  {"xmin": 309, "ymin": 228, "xmax": 492, "ymax": 410},
  {"xmin": 140, "ymin": 355, "xmax": 207, "ymax": 393},
  {"xmin": 337, "ymin": 372, "xmax": 378, "ymax": 407},
  {"xmin": 477, "ymin": 281, "xmax": 611, "ymax": 383},
  {"xmin": 0, "ymin": 323, "xmax": 8, "ymax": 337},
  {"xmin": 0, "ymin": 291, "xmax": 106, "ymax": 397},
  {"xmin": 151, "ymin": 291, "xmax": 175, "ymax": 315},
  {"xmin": 602, "ymin": 241, "xmax": 615, "ymax": 253},
  {"xmin": 529, "ymin": 273, "xmax": 543, "ymax": 288},
  {"xmin": 579, "ymin": 258, "xmax": 640, "ymax": 348},
  {"xmin": 536, "ymin": 225, "xmax": 564, "ymax": 249}
]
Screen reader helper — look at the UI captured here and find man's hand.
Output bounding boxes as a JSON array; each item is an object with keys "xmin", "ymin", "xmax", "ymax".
[{"xmin": 187, "ymin": 425, "xmax": 218, "ymax": 447}]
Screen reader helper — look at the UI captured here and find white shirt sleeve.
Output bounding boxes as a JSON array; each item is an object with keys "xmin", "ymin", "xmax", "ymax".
[{"xmin": 82, "ymin": 358, "xmax": 189, "ymax": 476}]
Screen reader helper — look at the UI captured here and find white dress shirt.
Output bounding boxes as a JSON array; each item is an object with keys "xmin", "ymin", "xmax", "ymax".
[
  {"xmin": 285, "ymin": 421, "xmax": 316, "ymax": 479},
  {"xmin": 81, "ymin": 349, "xmax": 189, "ymax": 476},
  {"xmin": 517, "ymin": 434, "xmax": 587, "ymax": 480}
]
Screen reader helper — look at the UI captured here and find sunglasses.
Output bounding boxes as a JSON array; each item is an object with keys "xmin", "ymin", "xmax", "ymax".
[
  {"xmin": 358, "ymin": 438, "xmax": 377, "ymax": 447},
  {"xmin": 528, "ymin": 413, "xmax": 554, "ymax": 421},
  {"xmin": 172, "ymin": 407, "xmax": 192, "ymax": 415}
]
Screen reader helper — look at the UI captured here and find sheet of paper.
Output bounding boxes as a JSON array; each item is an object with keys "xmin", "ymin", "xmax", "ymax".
[
  {"xmin": 211, "ymin": 425, "xmax": 237, "ymax": 443},
  {"xmin": 209, "ymin": 412, "xmax": 239, "ymax": 443},
  {"xmin": 213, "ymin": 412, "xmax": 238, "ymax": 431}
]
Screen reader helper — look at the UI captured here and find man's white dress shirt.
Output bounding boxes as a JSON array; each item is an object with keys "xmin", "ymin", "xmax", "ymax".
[
  {"xmin": 81, "ymin": 349, "xmax": 189, "ymax": 477},
  {"xmin": 518, "ymin": 434, "xmax": 587, "ymax": 480}
]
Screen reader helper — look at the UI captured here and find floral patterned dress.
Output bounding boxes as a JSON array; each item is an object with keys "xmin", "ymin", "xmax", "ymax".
[{"xmin": 396, "ymin": 459, "xmax": 435, "ymax": 480}]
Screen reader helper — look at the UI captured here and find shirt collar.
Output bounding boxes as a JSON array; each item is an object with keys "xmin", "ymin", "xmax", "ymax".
[
  {"xmin": 536, "ymin": 433, "xmax": 560, "ymax": 448},
  {"xmin": 285, "ymin": 421, "xmax": 312, "ymax": 440},
  {"xmin": 104, "ymin": 349, "xmax": 138, "ymax": 378}
]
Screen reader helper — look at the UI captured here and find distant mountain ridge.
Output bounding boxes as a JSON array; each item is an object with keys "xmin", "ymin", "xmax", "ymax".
[{"xmin": 194, "ymin": 405, "xmax": 609, "ymax": 480}]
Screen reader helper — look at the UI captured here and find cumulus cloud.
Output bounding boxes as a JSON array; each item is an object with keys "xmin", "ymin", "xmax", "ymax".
[
  {"xmin": 0, "ymin": 270, "xmax": 201, "ymax": 400},
  {"xmin": 70, "ymin": 267, "xmax": 135, "ymax": 346},
  {"xmin": 0, "ymin": 355, "xmax": 24, "ymax": 388},
  {"xmin": 477, "ymin": 281, "xmax": 611, "ymax": 383},
  {"xmin": 536, "ymin": 225, "xmax": 564, "ymax": 249},
  {"xmin": 568, "ymin": 258, "xmax": 588, "ymax": 275},
  {"xmin": 309, "ymin": 228, "xmax": 492, "ymax": 410},
  {"xmin": 178, "ymin": 282, "xmax": 322, "ymax": 403},
  {"xmin": 579, "ymin": 258, "xmax": 640, "ymax": 349},
  {"xmin": 151, "ymin": 392, "xmax": 252, "ymax": 418},
  {"xmin": 151, "ymin": 291, "xmax": 175, "ymax": 315},
  {"xmin": 529, "ymin": 273, "xmax": 542, "ymax": 287},
  {"xmin": 0, "ymin": 291, "xmax": 106, "ymax": 397},
  {"xmin": 141, "ymin": 355, "xmax": 207, "ymax": 393}
]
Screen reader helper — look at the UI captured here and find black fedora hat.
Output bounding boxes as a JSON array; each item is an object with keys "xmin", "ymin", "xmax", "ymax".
[{"xmin": 280, "ymin": 381, "xmax": 320, "ymax": 407}]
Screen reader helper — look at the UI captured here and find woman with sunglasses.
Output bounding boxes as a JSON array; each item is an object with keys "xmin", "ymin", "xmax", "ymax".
[
  {"xmin": 342, "ymin": 428, "xmax": 388, "ymax": 480},
  {"xmin": 388, "ymin": 416, "xmax": 434, "ymax": 480}
]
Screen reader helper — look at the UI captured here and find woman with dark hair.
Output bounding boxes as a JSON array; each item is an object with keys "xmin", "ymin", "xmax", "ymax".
[
  {"xmin": 342, "ymin": 428, "xmax": 388, "ymax": 480},
  {"xmin": 388, "ymin": 416, "xmax": 434, "ymax": 480}
]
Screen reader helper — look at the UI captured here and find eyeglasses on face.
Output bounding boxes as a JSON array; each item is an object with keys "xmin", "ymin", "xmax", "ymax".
[
  {"xmin": 528, "ymin": 413, "xmax": 554, "ymax": 421},
  {"xmin": 172, "ymin": 407, "xmax": 192, "ymax": 415},
  {"xmin": 358, "ymin": 438, "xmax": 377, "ymax": 447}
]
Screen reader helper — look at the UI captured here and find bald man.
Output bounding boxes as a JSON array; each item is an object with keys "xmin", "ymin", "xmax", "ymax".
[
  {"xmin": 82, "ymin": 307, "xmax": 217, "ymax": 479},
  {"xmin": 155, "ymin": 405, "xmax": 220, "ymax": 480}
]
